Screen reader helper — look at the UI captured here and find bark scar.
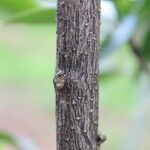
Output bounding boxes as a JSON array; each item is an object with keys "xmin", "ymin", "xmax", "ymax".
[{"xmin": 53, "ymin": 69, "xmax": 66, "ymax": 90}]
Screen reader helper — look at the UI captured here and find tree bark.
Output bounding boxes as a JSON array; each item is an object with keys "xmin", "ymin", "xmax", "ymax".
[{"xmin": 54, "ymin": 0, "xmax": 101, "ymax": 149}]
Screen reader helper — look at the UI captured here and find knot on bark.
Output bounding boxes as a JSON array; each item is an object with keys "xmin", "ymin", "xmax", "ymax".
[
  {"xmin": 96, "ymin": 134, "xmax": 106, "ymax": 146},
  {"xmin": 54, "ymin": 69, "xmax": 66, "ymax": 90}
]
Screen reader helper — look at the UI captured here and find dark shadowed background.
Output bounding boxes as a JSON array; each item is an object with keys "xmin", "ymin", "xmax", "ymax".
[{"xmin": 0, "ymin": 0, "xmax": 150, "ymax": 150}]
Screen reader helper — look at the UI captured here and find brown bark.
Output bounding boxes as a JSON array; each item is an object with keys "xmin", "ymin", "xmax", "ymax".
[{"xmin": 54, "ymin": 0, "xmax": 101, "ymax": 149}]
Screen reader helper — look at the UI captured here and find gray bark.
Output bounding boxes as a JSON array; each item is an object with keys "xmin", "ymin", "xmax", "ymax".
[{"xmin": 54, "ymin": 0, "xmax": 101, "ymax": 149}]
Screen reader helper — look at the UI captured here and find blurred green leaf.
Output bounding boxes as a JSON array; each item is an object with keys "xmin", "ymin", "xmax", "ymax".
[
  {"xmin": 5, "ymin": 7, "xmax": 56, "ymax": 24},
  {"xmin": 0, "ymin": 0, "xmax": 38, "ymax": 20},
  {"xmin": 114, "ymin": 0, "xmax": 147, "ymax": 20},
  {"xmin": 114, "ymin": 0, "xmax": 134, "ymax": 19},
  {"xmin": 0, "ymin": 131, "xmax": 15, "ymax": 145},
  {"xmin": 0, "ymin": 131, "xmax": 38, "ymax": 150},
  {"xmin": 0, "ymin": 0, "xmax": 38, "ymax": 12},
  {"xmin": 141, "ymin": 28, "xmax": 150, "ymax": 61},
  {"xmin": 0, "ymin": 0, "xmax": 56, "ymax": 24},
  {"xmin": 140, "ymin": 0, "xmax": 150, "ymax": 20}
]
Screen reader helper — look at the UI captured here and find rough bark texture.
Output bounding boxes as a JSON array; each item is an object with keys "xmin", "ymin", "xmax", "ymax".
[{"xmin": 54, "ymin": 0, "xmax": 101, "ymax": 149}]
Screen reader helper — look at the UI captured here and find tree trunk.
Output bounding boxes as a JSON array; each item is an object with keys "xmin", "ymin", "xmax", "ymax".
[{"xmin": 54, "ymin": 0, "xmax": 101, "ymax": 149}]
